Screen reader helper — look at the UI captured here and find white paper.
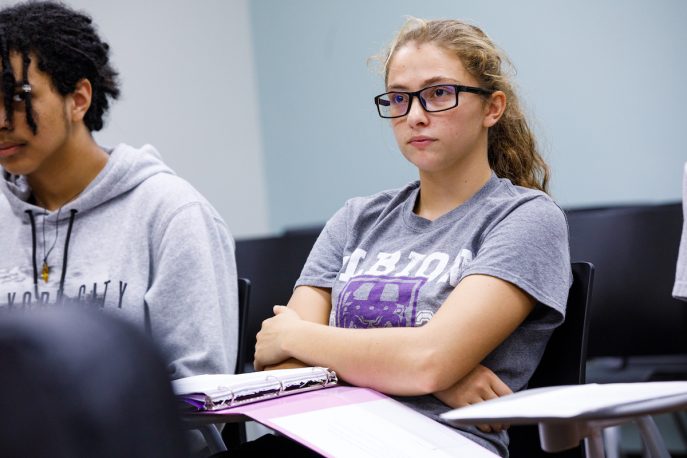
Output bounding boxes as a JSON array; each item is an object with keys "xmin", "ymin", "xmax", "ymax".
[
  {"xmin": 270, "ymin": 397, "xmax": 498, "ymax": 458},
  {"xmin": 441, "ymin": 381, "xmax": 687, "ymax": 422}
]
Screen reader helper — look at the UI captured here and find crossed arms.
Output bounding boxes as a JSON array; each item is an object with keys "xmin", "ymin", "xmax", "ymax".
[{"xmin": 254, "ymin": 274, "xmax": 534, "ymax": 430}]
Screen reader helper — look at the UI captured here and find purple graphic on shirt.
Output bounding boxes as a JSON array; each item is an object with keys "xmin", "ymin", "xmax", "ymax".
[{"xmin": 336, "ymin": 275, "xmax": 427, "ymax": 328}]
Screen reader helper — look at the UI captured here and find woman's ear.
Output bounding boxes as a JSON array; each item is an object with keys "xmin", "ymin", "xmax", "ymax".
[
  {"xmin": 67, "ymin": 78, "xmax": 93, "ymax": 123},
  {"xmin": 483, "ymin": 90, "xmax": 506, "ymax": 128}
]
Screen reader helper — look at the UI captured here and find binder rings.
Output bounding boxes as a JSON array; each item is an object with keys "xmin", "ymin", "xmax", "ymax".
[{"xmin": 172, "ymin": 367, "xmax": 338, "ymax": 411}]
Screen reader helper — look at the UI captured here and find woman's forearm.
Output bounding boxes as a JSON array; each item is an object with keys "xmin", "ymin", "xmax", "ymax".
[
  {"xmin": 257, "ymin": 275, "xmax": 534, "ymax": 395},
  {"xmin": 281, "ymin": 319, "xmax": 443, "ymax": 395}
]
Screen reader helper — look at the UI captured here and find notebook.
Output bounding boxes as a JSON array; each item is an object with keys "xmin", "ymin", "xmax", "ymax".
[{"xmin": 172, "ymin": 366, "xmax": 338, "ymax": 411}]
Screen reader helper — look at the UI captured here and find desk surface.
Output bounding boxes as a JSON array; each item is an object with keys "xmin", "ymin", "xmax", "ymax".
[{"xmin": 442, "ymin": 382, "xmax": 687, "ymax": 426}]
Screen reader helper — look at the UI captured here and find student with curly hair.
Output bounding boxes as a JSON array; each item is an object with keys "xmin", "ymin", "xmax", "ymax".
[
  {"xmin": 0, "ymin": 1, "xmax": 237, "ymax": 383},
  {"xmin": 254, "ymin": 17, "xmax": 571, "ymax": 456}
]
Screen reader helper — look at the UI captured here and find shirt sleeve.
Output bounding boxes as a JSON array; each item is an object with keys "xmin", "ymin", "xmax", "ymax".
[
  {"xmin": 145, "ymin": 201, "xmax": 238, "ymax": 379},
  {"xmin": 295, "ymin": 203, "xmax": 349, "ymax": 289},
  {"xmin": 461, "ymin": 197, "xmax": 572, "ymax": 326}
]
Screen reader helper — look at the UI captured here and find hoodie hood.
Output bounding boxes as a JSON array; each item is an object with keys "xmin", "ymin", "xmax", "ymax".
[
  {"xmin": 0, "ymin": 144, "xmax": 175, "ymax": 294},
  {"xmin": 1, "ymin": 143, "xmax": 175, "ymax": 219}
]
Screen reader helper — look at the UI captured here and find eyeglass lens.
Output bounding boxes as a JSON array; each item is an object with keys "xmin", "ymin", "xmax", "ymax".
[{"xmin": 377, "ymin": 85, "xmax": 458, "ymax": 118}]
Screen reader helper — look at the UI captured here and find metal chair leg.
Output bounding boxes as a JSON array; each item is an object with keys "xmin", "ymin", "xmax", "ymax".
[
  {"xmin": 585, "ymin": 427, "xmax": 607, "ymax": 458},
  {"xmin": 198, "ymin": 424, "xmax": 228, "ymax": 454},
  {"xmin": 603, "ymin": 425, "xmax": 623, "ymax": 458},
  {"xmin": 636, "ymin": 416, "xmax": 670, "ymax": 458}
]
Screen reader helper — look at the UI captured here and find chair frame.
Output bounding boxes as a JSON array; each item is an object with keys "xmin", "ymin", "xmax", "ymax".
[
  {"xmin": 219, "ymin": 278, "xmax": 252, "ymax": 448},
  {"xmin": 195, "ymin": 278, "xmax": 251, "ymax": 453},
  {"xmin": 508, "ymin": 261, "xmax": 595, "ymax": 458}
]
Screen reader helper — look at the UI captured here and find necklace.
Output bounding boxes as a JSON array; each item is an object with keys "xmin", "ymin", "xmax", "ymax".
[
  {"xmin": 41, "ymin": 207, "xmax": 62, "ymax": 283},
  {"xmin": 33, "ymin": 189, "xmax": 84, "ymax": 283}
]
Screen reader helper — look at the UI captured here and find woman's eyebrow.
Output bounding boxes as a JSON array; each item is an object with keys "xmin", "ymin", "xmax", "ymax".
[{"xmin": 387, "ymin": 76, "xmax": 461, "ymax": 91}]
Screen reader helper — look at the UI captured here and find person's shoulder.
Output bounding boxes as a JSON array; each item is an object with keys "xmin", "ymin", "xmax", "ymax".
[
  {"xmin": 320, "ymin": 182, "xmax": 417, "ymax": 238},
  {"xmin": 340, "ymin": 181, "xmax": 419, "ymax": 216},
  {"xmin": 109, "ymin": 144, "xmax": 214, "ymax": 210},
  {"xmin": 495, "ymin": 178, "xmax": 563, "ymax": 215},
  {"xmin": 481, "ymin": 178, "xmax": 567, "ymax": 233},
  {"xmin": 140, "ymin": 175, "xmax": 226, "ymax": 230},
  {"xmin": 140, "ymin": 173, "xmax": 206, "ymax": 204},
  {"xmin": 103, "ymin": 145, "xmax": 223, "ymax": 232}
]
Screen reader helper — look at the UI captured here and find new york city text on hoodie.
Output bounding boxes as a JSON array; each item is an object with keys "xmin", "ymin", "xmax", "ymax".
[{"xmin": 0, "ymin": 144, "xmax": 238, "ymax": 379}]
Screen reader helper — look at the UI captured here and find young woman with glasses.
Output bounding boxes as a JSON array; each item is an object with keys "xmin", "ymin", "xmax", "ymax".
[{"xmin": 253, "ymin": 17, "xmax": 571, "ymax": 456}]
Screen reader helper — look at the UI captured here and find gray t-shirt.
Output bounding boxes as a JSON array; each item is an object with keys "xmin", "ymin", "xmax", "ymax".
[{"xmin": 296, "ymin": 174, "xmax": 571, "ymax": 457}]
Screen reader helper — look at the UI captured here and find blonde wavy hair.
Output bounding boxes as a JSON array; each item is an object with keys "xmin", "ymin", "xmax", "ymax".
[{"xmin": 377, "ymin": 17, "xmax": 549, "ymax": 193}]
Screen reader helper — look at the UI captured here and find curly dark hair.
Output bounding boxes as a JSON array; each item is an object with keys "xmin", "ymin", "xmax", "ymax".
[{"xmin": 0, "ymin": 1, "xmax": 120, "ymax": 133}]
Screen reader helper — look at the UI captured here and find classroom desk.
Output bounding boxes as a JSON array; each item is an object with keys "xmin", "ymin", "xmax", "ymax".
[{"xmin": 442, "ymin": 382, "xmax": 687, "ymax": 458}]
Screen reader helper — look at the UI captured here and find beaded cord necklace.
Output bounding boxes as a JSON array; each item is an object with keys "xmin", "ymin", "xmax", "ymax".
[
  {"xmin": 40, "ymin": 206, "xmax": 61, "ymax": 283},
  {"xmin": 33, "ymin": 189, "xmax": 83, "ymax": 283}
]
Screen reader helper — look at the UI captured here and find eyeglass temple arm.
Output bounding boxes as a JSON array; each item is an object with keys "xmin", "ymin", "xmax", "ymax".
[{"xmin": 459, "ymin": 85, "xmax": 493, "ymax": 96}]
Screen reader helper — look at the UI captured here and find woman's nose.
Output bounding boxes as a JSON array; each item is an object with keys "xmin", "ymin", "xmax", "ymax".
[{"xmin": 406, "ymin": 95, "xmax": 429, "ymax": 126}]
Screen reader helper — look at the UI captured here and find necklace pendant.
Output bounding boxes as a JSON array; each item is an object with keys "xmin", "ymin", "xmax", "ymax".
[{"xmin": 41, "ymin": 262, "xmax": 50, "ymax": 283}]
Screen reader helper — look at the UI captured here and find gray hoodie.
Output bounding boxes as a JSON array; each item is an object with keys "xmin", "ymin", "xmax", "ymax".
[{"xmin": 0, "ymin": 143, "xmax": 238, "ymax": 379}]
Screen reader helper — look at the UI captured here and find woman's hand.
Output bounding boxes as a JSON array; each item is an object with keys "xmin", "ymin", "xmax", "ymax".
[
  {"xmin": 434, "ymin": 364, "xmax": 512, "ymax": 433},
  {"xmin": 254, "ymin": 306, "xmax": 303, "ymax": 371},
  {"xmin": 263, "ymin": 357, "xmax": 310, "ymax": 371}
]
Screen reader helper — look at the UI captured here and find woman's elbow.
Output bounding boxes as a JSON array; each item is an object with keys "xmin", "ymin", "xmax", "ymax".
[{"xmin": 413, "ymin": 350, "xmax": 458, "ymax": 394}]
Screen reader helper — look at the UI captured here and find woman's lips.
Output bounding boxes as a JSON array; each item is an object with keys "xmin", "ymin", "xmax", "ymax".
[{"xmin": 408, "ymin": 136, "xmax": 436, "ymax": 148}]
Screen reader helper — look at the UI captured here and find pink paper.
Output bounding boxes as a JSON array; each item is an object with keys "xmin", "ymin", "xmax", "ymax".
[{"xmin": 190, "ymin": 386, "xmax": 385, "ymax": 458}]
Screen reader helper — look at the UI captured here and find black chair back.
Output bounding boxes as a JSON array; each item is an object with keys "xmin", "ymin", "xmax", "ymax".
[
  {"xmin": 234, "ymin": 231, "xmax": 320, "ymax": 371},
  {"xmin": 235, "ymin": 277, "xmax": 252, "ymax": 374},
  {"xmin": 221, "ymin": 278, "xmax": 252, "ymax": 447},
  {"xmin": 508, "ymin": 262, "xmax": 595, "ymax": 458},
  {"xmin": 566, "ymin": 203, "xmax": 686, "ymax": 359}
]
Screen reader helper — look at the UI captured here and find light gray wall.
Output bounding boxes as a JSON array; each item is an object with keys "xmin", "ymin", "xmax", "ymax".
[
  {"xmin": 66, "ymin": 0, "xmax": 270, "ymax": 237},
  {"xmin": 251, "ymin": 0, "xmax": 687, "ymax": 232},
  {"xmin": 46, "ymin": 1, "xmax": 687, "ymax": 237}
]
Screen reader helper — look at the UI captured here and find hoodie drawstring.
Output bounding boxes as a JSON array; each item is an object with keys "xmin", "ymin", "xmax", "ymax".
[
  {"xmin": 25, "ymin": 208, "xmax": 78, "ymax": 299},
  {"xmin": 24, "ymin": 209, "xmax": 39, "ymax": 296},
  {"xmin": 58, "ymin": 209, "xmax": 78, "ymax": 296}
]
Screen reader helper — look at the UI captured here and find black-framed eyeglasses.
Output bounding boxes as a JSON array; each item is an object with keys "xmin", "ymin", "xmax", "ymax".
[{"xmin": 374, "ymin": 84, "xmax": 494, "ymax": 119}]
